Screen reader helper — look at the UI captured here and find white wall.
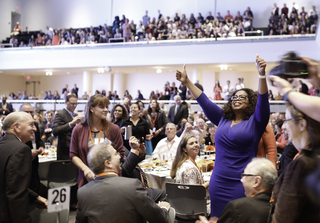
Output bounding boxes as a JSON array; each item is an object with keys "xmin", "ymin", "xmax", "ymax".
[{"xmin": 1, "ymin": 0, "xmax": 319, "ymax": 41}]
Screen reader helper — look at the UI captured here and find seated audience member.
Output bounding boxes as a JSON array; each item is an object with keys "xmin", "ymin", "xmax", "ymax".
[
  {"xmin": 53, "ymin": 90, "xmax": 60, "ymax": 100},
  {"xmin": 270, "ymin": 104, "xmax": 320, "ymax": 222},
  {"xmin": 110, "ymin": 104, "xmax": 128, "ymax": 126},
  {"xmin": 44, "ymin": 91, "xmax": 54, "ymax": 100},
  {"xmin": 257, "ymin": 124, "xmax": 277, "ymax": 165},
  {"xmin": 11, "ymin": 21, "xmax": 21, "ymax": 36},
  {"xmin": 171, "ymin": 135, "xmax": 209, "ymax": 188},
  {"xmin": 81, "ymin": 91, "xmax": 89, "ymax": 100},
  {"xmin": 20, "ymin": 91, "xmax": 28, "ymax": 100},
  {"xmin": 275, "ymin": 119, "xmax": 287, "ymax": 154},
  {"xmin": 0, "ymin": 95, "xmax": 13, "ymax": 115},
  {"xmin": 152, "ymin": 123, "xmax": 180, "ymax": 159},
  {"xmin": 277, "ymin": 123, "xmax": 298, "ymax": 176},
  {"xmin": 197, "ymin": 158, "xmax": 277, "ymax": 223},
  {"xmin": 76, "ymin": 141, "xmax": 170, "ymax": 223}
]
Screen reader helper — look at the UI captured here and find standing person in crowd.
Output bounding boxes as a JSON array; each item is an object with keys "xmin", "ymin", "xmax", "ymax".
[
  {"xmin": 40, "ymin": 110, "xmax": 56, "ymax": 143},
  {"xmin": 176, "ymin": 54, "xmax": 269, "ymax": 218},
  {"xmin": 270, "ymin": 104, "xmax": 320, "ymax": 222},
  {"xmin": 70, "ymin": 94, "xmax": 124, "ymax": 188},
  {"xmin": 299, "ymin": 80, "xmax": 309, "ymax": 95},
  {"xmin": 122, "ymin": 19, "xmax": 132, "ymax": 42},
  {"xmin": 143, "ymin": 10, "xmax": 150, "ymax": 27},
  {"xmin": 20, "ymin": 104, "xmax": 48, "ymax": 208},
  {"xmin": 213, "ymin": 80, "xmax": 222, "ymax": 100},
  {"xmin": 53, "ymin": 94, "xmax": 82, "ymax": 160},
  {"xmin": 0, "ymin": 95, "xmax": 13, "ymax": 115},
  {"xmin": 171, "ymin": 135, "xmax": 209, "ymax": 188},
  {"xmin": 199, "ymin": 123, "xmax": 217, "ymax": 146},
  {"xmin": 257, "ymin": 124, "xmax": 277, "ymax": 166},
  {"xmin": 178, "ymin": 82, "xmax": 187, "ymax": 100},
  {"xmin": 223, "ymin": 80, "xmax": 234, "ymax": 101},
  {"xmin": 120, "ymin": 102, "xmax": 152, "ymax": 151},
  {"xmin": 168, "ymin": 95, "xmax": 188, "ymax": 125},
  {"xmin": 170, "ymin": 82, "xmax": 178, "ymax": 100},
  {"xmin": 0, "ymin": 112, "xmax": 36, "ymax": 223},
  {"xmin": 73, "ymin": 84, "xmax": 79, "ymax": 98},
  {"xmin": 275, "ymin": 119, "xmax": 287, "ymax": 154},
  {"xmin": 62, "ymin": 84, "xmax": 69, "ymax": 95},
  {"xmin": 148, "ymin": 99, "xmax": 168, "ymax": 149},
  {"xmin": 110, "ymin": 104, "xmax": 128, "ymax": 126}
]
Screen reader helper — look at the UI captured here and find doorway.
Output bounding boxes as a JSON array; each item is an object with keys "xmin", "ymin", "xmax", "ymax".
[{"xmin": 11, "ymin": 11, "xmax": 21, "ymax": 32}]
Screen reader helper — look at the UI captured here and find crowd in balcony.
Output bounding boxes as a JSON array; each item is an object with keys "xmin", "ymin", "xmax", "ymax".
[
  {"xmin": 267, "ymin": 4, "xmax": 318, "ymax": 35},
  {"xmin": 5, "ymin": 6, "xmax": 267, "ymax": 47}
]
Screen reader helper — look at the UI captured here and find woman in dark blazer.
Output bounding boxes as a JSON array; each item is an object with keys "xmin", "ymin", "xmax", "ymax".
[{"xmin": 148, "ymin": 99, "xmax": 168, "ymax": 149}]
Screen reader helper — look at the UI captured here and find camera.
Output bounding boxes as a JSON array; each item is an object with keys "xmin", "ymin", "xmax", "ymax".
[{"xmin": 269, "ymin": 51, "xmax": 309, "ymax": 84}]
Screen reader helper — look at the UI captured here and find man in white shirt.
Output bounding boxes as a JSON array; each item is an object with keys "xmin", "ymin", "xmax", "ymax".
[
  {"xmin": 152, "ymin": 123, "xmax": 181, "ymax": 160},
  {"xmin": 223, "ymin": 80, "xmax": 234, "ymax": 101}
]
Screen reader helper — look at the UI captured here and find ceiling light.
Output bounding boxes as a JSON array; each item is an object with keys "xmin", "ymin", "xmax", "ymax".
[
  {"xmin": 98, "ymin": 68, "xmax": 105, "ymax": 73},
  {"xmin": 67, "ymin": 72, "xmax": 70, "ymax": 74},
  {"xmin": 46, "ymin": 71, "xmax": 53, "ymax": 76},
  {"xmin": 220, "ymin": 65, "xmax": 228, "ymax": 70},
  {"xmin": 156, "ymin": 69, "xmax": 162, "ymax": 74},
  {"xmin": 105, "ymin": 66, "xmax": 111, "ymax": 72}
]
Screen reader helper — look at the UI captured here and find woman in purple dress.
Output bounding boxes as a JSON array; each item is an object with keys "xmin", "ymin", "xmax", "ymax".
[{"xmin": 176, "ymin": 54, "xmax": 270, "ymax": 219}]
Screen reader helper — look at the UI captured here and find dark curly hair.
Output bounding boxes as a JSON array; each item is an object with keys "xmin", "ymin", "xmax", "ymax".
[{"xmin": 222, "ymin": 88, "xmax": 258, "ymax": 120}]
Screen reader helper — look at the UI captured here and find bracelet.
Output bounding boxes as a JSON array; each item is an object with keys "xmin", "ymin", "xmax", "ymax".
[
  {"xmin": 282, "ymin": 89, "xmax": 295, "ymax": 101},
  {"xmin": 259, "ymin": 75, "xmax": 266, "ymax": 79},
  {"xmin": 160, "ymin": 206, "xmax": 168, "ymax": 211}
]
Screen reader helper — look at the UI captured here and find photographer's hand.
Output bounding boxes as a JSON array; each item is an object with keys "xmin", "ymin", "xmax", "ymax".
[
  {"xmin": 268, "ymin": 76, "xmax": 293, "ymax": 95},
  {"xmin": 300, "ymin": 56, "xmax": 320, "ymax": 88}
]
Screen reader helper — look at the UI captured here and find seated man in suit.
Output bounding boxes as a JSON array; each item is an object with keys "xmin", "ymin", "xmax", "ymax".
[
  {"xmin": 168, "ymin": 95, "xmax": 188, "ymax": 125},
  {"xmin": 0, "ymin": 112, "xmax": 36, "ymax": 223},
  {"xmin": 197, "ymin": 158, "xmax": 277, "ymax": 223},
  {"xmin": 76, "ymin": 140, "xmax": 170, "ymax": 223}
]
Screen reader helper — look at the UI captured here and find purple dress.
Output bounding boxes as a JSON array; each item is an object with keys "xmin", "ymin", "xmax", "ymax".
[{"xmin": 196, "ymin": 92, "xmax": 269, "ymax": 217}]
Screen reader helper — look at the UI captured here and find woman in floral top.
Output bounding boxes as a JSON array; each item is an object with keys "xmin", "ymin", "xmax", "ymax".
[{"xmin": 170, "ymin": 135, "xmax": 209, "ymax": 188}]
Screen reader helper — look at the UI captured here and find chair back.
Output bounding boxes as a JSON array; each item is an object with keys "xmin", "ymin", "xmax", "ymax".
[
  {"xmin": 166, "ymin": 183, "xmax": 206, "ymax": 220},
  {"xmin": 47, "ymin": 160, "xmax": 78, "ymax": 189}
]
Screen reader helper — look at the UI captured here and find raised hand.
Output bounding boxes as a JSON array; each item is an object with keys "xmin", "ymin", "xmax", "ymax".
[
  {"xmin": 176, "ymin": 64, "xmax": 188, "ymax": 84},
  {"xmin": 269, "ymin": 76, "xmax": 293, "ymax": 95},
  {"xmin": 255, "ymin": 53, "xmax": 266, "ymax": 76}
]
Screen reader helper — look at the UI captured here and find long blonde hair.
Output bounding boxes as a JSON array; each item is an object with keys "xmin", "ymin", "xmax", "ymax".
[{"xmin": 170, "ymin": 135, "xmax": 196, "ymax": 179}]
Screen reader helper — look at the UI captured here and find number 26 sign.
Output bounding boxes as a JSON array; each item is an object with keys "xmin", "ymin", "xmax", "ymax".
[{"xmin": 48, "ymin": 186, "xmax": 70, "ymax": 213}]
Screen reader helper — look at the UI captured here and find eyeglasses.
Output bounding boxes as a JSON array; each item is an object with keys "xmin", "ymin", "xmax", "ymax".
[
  {"xmin": 241, "ymin": 173, "xmax": 259, "ymax": 178},
  {"xmin": 283, "ymin": 118, "xmax": 293, "ymax": 123},
  {"xmin": 231, "ymin": 95, "xmax": 248, "ymax": 101}
]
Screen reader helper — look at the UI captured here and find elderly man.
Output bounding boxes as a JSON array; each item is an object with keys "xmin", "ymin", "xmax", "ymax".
[
  {"xmin": 20, "ymin": 103, "xmax": 47, "ymax": 207},
  {"xmin": 152, "ymin": 123, "xmax": 181, "ymax": 159},
  {"xmin": 0, "ymin": 95, "xmax": 13, "ymax": 115},
  {"xmin": 168, "ymin": 95, "xmax": 188, "ymax": 125},
  {"xmin": 76, "ymin": 140, "xmax": 170, "ymax": 223},
  {"xmin": 0, "ymin": 112, "xmax": 37, "ymax": 223},
  {"xmin": 53, "ymin": 94, "xmax": 82, "ymax": 160},
  {"xmin": 197, "ymin": 158, "xmax": 277, "ymax": 223}
]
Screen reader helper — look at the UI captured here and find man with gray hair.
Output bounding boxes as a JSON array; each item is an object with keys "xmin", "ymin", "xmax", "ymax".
[
  {"xmin": 76, "ymin": 139, "xmax": 170, "ymax": 223},
  {"xmin": 152, "ymin": 123, "xmax": 181, "ymax": 159},
  {"xmin": 0, "ymin": 112, "xmax": 37, "ymax": 223},
  {"xmin": 216, "ymin": 158, "xmax": 277, "ymax": 223},
  {"xmin": 168, "ymin": 95, "xmax": 188, "ymax": 125}
]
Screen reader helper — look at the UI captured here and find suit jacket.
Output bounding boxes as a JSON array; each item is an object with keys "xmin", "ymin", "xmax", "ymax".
[
  {"xmin": 0, "ymin": 133, "xmax": 32, "ymax": 223},
  {"xmin": 53, "ymin": 108, "xmax": 74, "ymax": 160},
  {"xmin": 26, "ymin": 122, "xmax": 44, "ymax": 201},
  {"xmin": 167, "ymin": 104, "xmax": 188, "ymax": 125},
  {"xmin": 217, "ymin": 192, "xmax": 271, "ymax": 223},
  {"xmin": 0, "ymin": 102, "xmax": 14, "ymax": 115},
  {"xmin": 76, "ymin": 175, "xmax": 168, "ymax": 223},
  {"xmin": 278, "ymin": 142, "xmax": 298, "ymax": 176}
]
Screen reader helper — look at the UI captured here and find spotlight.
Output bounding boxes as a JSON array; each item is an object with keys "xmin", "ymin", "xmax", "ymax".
[
  {"xmin": 219, "ymin": 65, "xmax": 228, "ymax": 70},
  {"xmin": 105, "ymin": 66, "xmax": 111, "ymax": 72},
  {"xmin": 98, "ymin": 68, "xmax": 105, "ymax": 73},
  {"xmin": 156, "ymin": 69, "xmax": 162, "ymax": 74},
  {"xmin": 46, "ymin": 71, "xmax": 53, "ymax": 76}
]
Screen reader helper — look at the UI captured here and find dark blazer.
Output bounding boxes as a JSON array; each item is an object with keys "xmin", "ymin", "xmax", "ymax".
[
  {"xmin": 26, "ymin": 122, "xmax": 44, "ymax": 201},
  {"xmin": 0, "ymin": 133, "xmax": 32, "ymax": 223},
  {"xmin": 76, "ymin": 175, "xmax": 168, "ymax": 223},
  {"xmin": 218, "ymin": 192, "xmax": 271, "ymax": 223},
  {"xmin": 0, "ymin": 102, "xmax": 14, "ymax": 115},
  {"xmin": 73, "ymin": 87, "xmax": 79, "ymax": 97},
  {"xmin": 278, "ymin": 142, "xmax": 298, "ymax": 176},
  {"xmin": 167, "ymin": 104, "xmax": 188, "ymax": 125},
  {"xmin": 53, "ymin": 108, "xmax": 74, "ymax": 160}
]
